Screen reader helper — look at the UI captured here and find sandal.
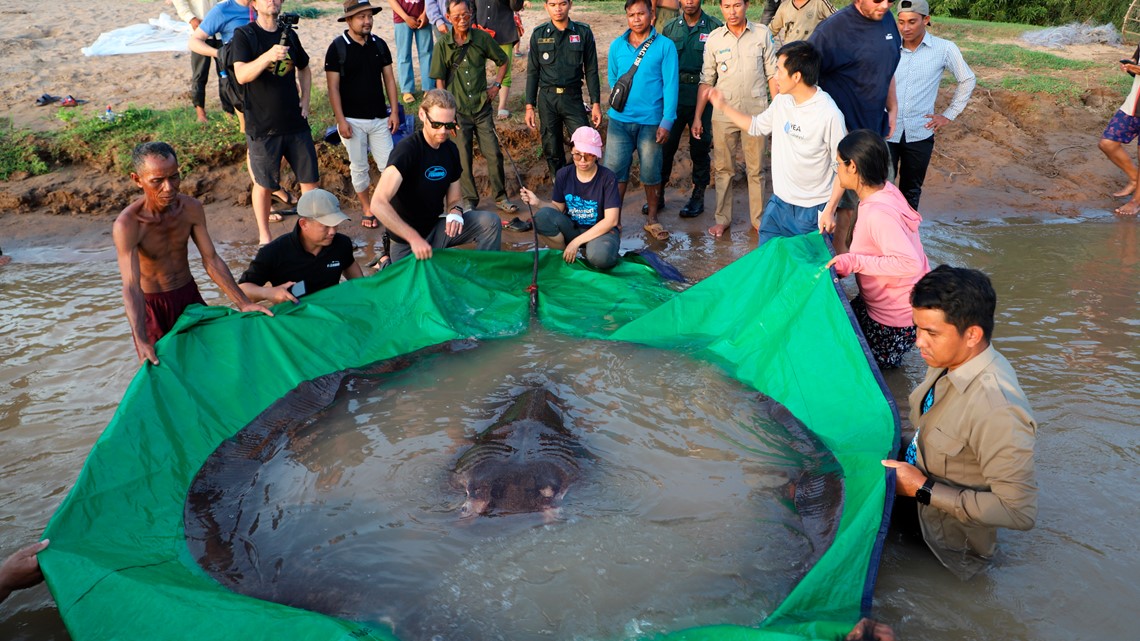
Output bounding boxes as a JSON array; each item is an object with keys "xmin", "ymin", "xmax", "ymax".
[
  {"xmin": 402, "ymin": 92, "xmax": 416, "ymax": 104},
  {"xmin": 59, "ymin": 95, "xmax": 78, "ymax": 107},
  {"xmin": 361, "ymin": 214, "xmax": 380, "ymax": 229},
  {"xmin": 35, "ymin": 93, "xmax": 60, "ymax": 106},
  {"xmin": 496, "ymin": 199, "xmax": 519, "ymax": 213},
  {"xmin": 502, "ymin": 217, "xmax": 532, "ymax": 232},
  {"xmin": 643, "ymin": 223, "xmax": 670, "ymax": 241},
  {"xmin": 272, "ymin": 191, "xmax": 297, "ymax": 206}
]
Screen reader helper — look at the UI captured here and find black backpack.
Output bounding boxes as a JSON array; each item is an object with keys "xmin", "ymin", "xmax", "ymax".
[
  {"xmin": 215, "ymin": 38, "xmax": 245, "ymax": 112},
  {"xmin": 329, "ymin": 33, "xmax": 393, "ymax": 117}
]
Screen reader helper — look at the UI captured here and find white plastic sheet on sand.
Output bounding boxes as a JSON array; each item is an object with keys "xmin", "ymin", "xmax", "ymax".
[
  {"xmin": 1021, "ymin": 23, "xmax": 1122, "ymax": 49},
  {"xmin": 82, "ymin": 14, "xmax": 191, "ymax": 57}
]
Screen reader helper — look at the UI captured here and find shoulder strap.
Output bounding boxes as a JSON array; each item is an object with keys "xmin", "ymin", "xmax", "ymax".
[
  {"xmin": 631, "ymin": 33, "xmax": 656, "ymax": 69},
  {"xmin": 446, "ymin": 38, "xmax": 471, "ymax": 87}
]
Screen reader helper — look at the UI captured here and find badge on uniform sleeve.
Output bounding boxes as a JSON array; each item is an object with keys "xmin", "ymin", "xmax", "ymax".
[
  {"xmin": 699, "ymin": 33, "xmax": 709, "ymax": 42},
  {"xmin": 543, "ymin": 52, "xmax": 550, "ymax": 60},
  {"xmin": 570, "ymin": 34, "xmax": 580, "ymax": 43}
]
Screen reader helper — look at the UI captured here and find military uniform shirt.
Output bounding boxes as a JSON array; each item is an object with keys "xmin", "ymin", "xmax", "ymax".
[
  {"xmin": 662, "ymin": 11, "xmax": 722, "ymax": 107},
  {"xmin": 700, "ymin": 21, "xmax": 778, "ymax": 121},
  {"xmin": 525, "ymin": 20, "xmax": 601, "ymax": 106},
  {"xmin": 429, "ymin": 27, "xmax": 509, "ymax": 116}
]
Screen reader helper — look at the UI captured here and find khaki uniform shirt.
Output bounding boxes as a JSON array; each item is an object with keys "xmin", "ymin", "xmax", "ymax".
[
  {"xmin": 909, "ymin": 345, "xmax": 1038, "ymax": 578},
  {"xmin": 768, "ymin": 0, "xmax": 835, "ymax": 46},
  {"xmin": 700, "ymin": 21, "xmax": 778, "ymax": 122}
]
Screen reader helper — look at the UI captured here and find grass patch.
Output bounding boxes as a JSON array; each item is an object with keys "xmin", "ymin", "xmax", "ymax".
[
  {"xmin": 960, "ymin": 42, "xmax": 1097, "ymax": 71},
  {"xmin": 283, "ymin": 0, "xmax": 333, "ymax": 19},
  {"xmin": 998, "ymin": 74, "xmax": 1084, "ymax": 98},
  {"xmin": 0, "ymin": 122, "xmax": 49, "ymax": 181}
]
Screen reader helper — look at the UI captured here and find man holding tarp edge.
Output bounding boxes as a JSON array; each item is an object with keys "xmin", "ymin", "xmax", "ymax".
[{"xmin": 884, "ymin": 265, "xmax": 1037, "ymax": 579}]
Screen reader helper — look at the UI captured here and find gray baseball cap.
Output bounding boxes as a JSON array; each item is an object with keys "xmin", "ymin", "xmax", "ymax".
[
  {"xmin": 297, "ymin": 189, "xmax": 350, "ymax": 226},
  {"xmin": 896, "ymin": 0, "xmax": 930, "ymax": 16}
]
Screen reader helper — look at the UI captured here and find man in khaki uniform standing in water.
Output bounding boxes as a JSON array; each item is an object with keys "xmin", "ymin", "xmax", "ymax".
[{"xmin": 695, "ymin": 0, "xmax": 778, "ymax": 237}]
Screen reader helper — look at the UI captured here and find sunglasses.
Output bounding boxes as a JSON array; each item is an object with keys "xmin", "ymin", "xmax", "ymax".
[
  {"xmin": 571, "ymin": 151, "xmax": 595, "ymax": 161},
  {"xmin": 426, "ymin": 117, "xmax": 459, "ymax": 131}
]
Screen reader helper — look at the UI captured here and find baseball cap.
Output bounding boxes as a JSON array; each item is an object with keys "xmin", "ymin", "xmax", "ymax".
[
  {"xmin": 896, "ymin": 0, "xmax": 930, "ymax": 16},
  {"xmin": 570, "ymin": 126, "xmax": 603, "ymax": 158},
  {"xmin": 297, "ymin": 189, "xmax": 350, "ymax": 226}
]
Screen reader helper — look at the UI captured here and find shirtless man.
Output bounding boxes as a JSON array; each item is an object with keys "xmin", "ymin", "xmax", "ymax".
[{"xmin": 113, "ymin": 142, "xmax": 271, "ymax": 365}]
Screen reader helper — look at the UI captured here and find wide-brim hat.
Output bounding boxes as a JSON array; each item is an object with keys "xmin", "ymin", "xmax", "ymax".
[{"xmin": 339, "ymin": 0, "xmax": 382, "ymax": 22}]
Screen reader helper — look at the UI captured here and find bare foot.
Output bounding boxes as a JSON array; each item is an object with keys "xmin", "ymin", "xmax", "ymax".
[
  {"xmin": 1113, "ymin": 181, "xmax": 1136, "ymax": 198},
  {"xmin": 1114, "ymin": 200, "xmax": 1140, "ymax": 216},
  {"xmin": 195, "ymin": 106, "xmax": 208, "ymax": 124},
  {"xmin": 0, "ymin": 255, "xmax": 11, "ymax": 267},
  {"xmin": 708, "ymin": 223, "xmax": 729, "ymax": 238}
]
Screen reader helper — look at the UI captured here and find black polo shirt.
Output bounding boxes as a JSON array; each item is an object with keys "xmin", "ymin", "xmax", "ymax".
[
  {"xmin": 323, "ymin": 32, "xmax": 393, "ymax": 120},
  {"xmin": 239, "ymin": 222, "xmax": 355, "ymax": 296}
]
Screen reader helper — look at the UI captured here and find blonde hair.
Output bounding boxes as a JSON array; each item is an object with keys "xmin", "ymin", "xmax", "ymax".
[{"xmin": 420, "ymin": 89, "xmax": 457, "ymax": 114}]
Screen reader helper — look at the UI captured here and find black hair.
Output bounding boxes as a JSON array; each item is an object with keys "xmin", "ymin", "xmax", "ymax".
[
  {"xmin": 447, "ymin": 0, "xmax": 471, "ymax": 13},
  {"xmin": 624, "ymin": 0, "xmax": 651, "ymax": 12},
  {"xmin": 910, "ymin": 265, "xmax": 997, "ymax": 342},
  {"xmin": 776, "ymin": 41, "xmax": 820, "ymax": 87},
  {"xmin": 131, "ymin": 141, "xmax": 177, "ymax": 173},
  {"xmin": 836, "ymin": 129, "xmax": 890, "ymax": 188}
]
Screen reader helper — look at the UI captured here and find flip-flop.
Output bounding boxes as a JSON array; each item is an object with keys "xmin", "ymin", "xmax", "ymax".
[
  {"xmin": 268, "ymin": 209, "xmax": 297, "ymax": 223},
  {"xmin": 502, "ymin": 217, "xmax": 532, "ymax": 231},
  {"xmin": 35, "ymin": 94, "xmax": 60, "ymax": 106},
  {"xmin": 496, "ymin": 199, "xmax": 519, "ymax": 213},
  {"xmin": 361, "ymin": 214, "xmax": 380, "ymax": 229},
  {"xmin": 643, "ymin": 223, "xmax": 669, "ymax": 241},
  {"xmin": 402, "ymin": 93, "xmax": 416, "ymax": 104},
  {"xmin": 59, "ymin": 95, "xmax": 77, "ymax": 107}
]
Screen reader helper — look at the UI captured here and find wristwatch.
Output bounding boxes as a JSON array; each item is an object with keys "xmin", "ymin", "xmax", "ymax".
[
  {"xmin": 915, "ymin": 477, "xmax": 935, "ymax": 505},
  {"xmin": 489, "ymin": 81, "xmax": 502, "ymax": 88}
]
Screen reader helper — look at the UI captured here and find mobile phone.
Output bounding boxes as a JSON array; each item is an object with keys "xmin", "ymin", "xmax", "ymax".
[{"xmin": 290, "ymin": 280, "xmax": 306, "ymax": 298}]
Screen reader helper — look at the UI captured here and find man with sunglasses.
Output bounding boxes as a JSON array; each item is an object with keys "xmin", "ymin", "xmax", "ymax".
[
  {"xmin": 809, "ymin": 0, "xmax": 901, "ymax": 252},
  {"xmin": 370, "ymin": 89, "xmax": 503, "ymax": 261}
]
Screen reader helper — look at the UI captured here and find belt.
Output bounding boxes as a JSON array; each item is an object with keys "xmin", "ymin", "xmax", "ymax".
[
  {"xmin": 542, "ymin": 84, "xmax": 581, "ymax": 95},
  {"xmin": 679, "ymin": 72, "xmax": 701, "ymax": 84}
]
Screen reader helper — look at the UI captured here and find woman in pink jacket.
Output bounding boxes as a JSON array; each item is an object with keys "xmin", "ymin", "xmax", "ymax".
[{"xmin": 826, "ymin": 129, "xmax": 930, "ymax": 369}]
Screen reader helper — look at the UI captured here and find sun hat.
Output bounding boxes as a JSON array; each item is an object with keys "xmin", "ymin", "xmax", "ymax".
[
  {"xmin": 297, "ymin": 189, "xmax": 350, "ymax": 226},
  {"xmin": 570, "ymin": 126, "xmax": 603, "ymax": 158},
  {"xmin": 338, "ymin": 0, "xmax": 382, "ymax": 22}
]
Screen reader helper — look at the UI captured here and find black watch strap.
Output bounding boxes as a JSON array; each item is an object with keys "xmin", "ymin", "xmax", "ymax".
[{"xmin": 915, "ymin": 477, "xmax": 935, "ymax": 505}]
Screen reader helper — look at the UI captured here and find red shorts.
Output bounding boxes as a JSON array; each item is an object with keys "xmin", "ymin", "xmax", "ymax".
[{"xmin": 144, "ymin": 280, "xmax": 206, "ymax": 342}]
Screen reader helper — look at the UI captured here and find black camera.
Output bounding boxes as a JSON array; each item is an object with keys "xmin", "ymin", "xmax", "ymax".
[{"xmin": 279, "ymin": 12, "xmax": 300, "ymax": 27}]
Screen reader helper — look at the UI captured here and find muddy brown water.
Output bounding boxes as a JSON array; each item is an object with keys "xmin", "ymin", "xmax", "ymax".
[{"xmin": 1, "ymin": 215, "xmax": 1137, "ymax": 640}]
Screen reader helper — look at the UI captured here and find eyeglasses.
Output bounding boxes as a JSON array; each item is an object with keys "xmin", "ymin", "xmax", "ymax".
[
  {"xmin": 450, "ymin": 11, "xmax": 472, "ymax": 21},
  {"xmin": 571, "ymin": 151, "xmax": 594, "ymax": 161},
  {"xmin": 426, "ymin": 117, "xmax": 459, "ymax": 131},
  {"xmin": 831, "ymin": 159, "xmax": 849, "ymax": 173}
]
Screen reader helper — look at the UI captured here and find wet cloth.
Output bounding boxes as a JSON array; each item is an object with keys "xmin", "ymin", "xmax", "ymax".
[{"xmin": 144, "ymin": 279, "xmax": 206, "ymax": 342}]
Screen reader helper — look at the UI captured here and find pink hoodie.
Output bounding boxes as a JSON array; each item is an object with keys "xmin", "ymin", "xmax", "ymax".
[{"xmin": 832, "ymin": 182, "xmax": 930, "ymax": 327}]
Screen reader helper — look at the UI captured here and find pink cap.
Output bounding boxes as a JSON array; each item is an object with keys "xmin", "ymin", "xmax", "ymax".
[{"xmin": 570, "ymin": 126, "xmax": 603, "ymax": 158}]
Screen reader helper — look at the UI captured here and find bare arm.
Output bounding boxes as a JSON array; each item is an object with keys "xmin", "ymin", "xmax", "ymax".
[
  {"xmin": 387, "ymin": 0, "xmax": 417, "ymax": 25},
  {"xmin": 693, "ymin": 84, "xmax": 712, "ymax": 138},
  {"xmin": 187, "ymin": 202, "xmax": 273, "ymax": 316},
  {"xmin": 112, "ymin": 208, "xmax": 158, "ymax": 365},
  {"xmin": 327, "ymin": 71, "xmax": 352, "ymax": 139},
  {"xmin": 298, "ymin": 63, "xmax": 312, "ymax": 119},
  {"xmin": 886, "ymin": 76, "xmax": 898, "ymax": 138},
  {"xmin": 383, "ymin": 64, "xmax": 401, "ymax": 132},
  {"xmin": 561, "ymin": 206, "xmax": 617, "ymax": 263},
  {"xmin": 706, "ymin": 88, "xmax": 752, "ymax": 132},
  {"xmin": 188, "ymin": 27, "xmax": 220, "ymax": 57},
  {"xmin": 371, "ymin": 166, "xmax": 435, "ymax": 260}
]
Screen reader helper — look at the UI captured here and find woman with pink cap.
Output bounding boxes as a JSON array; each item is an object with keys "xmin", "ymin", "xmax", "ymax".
[{"xmin": 519, "ymin": 126, "xmax": 622, "ymax": 270}]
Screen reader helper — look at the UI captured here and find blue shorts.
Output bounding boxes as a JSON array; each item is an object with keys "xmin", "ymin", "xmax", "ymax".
[
  {"xmin": 1103, "ymin": 109, "xmax": 1140, "ymax": 144},
  {"xmin": 758, "ymin": 195, "xmax": 824, "ymax": 246}
]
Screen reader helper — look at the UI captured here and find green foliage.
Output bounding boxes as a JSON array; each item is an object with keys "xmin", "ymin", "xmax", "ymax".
[
  {"xmin": 998, "ymin": 74, "xmax": 1084, "ymax": 99},
  {"xmin": 930, "ymin": 0, "xmax": 1129, "ymax": 27},
  {"xmin": 0, "ymin": 122, "xmax": 49, "ymax": 180}
]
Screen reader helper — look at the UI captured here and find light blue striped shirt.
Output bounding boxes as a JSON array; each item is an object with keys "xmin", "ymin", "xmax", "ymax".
[{"xmin": 889, "ymin": 32, "xmax": 976, "ymax": 143}]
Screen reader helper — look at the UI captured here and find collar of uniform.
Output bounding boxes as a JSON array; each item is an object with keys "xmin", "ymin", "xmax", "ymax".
[
  {"xmin": 679, "ymin": 11, "xmax": 710, "ymax": 28},
  {"xmin": 945, "ymin": 344, "xmax": 998, "ymax": 394},
  {"xmin": 543, "ymin": 20, "xmax": 577, "ymax": 35}
]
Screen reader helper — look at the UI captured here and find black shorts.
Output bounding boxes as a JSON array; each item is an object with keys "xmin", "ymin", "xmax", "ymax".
[{"xmin": 247, "ymin": 131, "xmax": 319, "ymax": 191}]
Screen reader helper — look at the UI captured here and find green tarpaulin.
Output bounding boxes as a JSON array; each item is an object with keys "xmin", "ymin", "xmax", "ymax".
[{"xmin": 42, "ymin": 234, "xmax": 898, "ymax": 641}]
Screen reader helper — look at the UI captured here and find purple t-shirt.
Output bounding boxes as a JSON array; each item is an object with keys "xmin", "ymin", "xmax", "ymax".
[
  {"xmin": 552, "ymin": 164, "xmax": 621, "ymax": 228},
  {"xmin": 392, "ymin": 0, "xmax": 425, "ymax": 24}
]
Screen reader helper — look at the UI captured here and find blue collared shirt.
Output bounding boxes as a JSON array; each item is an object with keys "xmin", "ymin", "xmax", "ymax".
[
  {"xmin": 607, "ymin": 28, "xmax": 679, "ymax": 129},
  {"xmin": 889, "ymin": 31, "xmax": 976, "ymax": 143}
]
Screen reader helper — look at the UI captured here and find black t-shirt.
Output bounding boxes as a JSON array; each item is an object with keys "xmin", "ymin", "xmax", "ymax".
[
  {"xmin": 387, "ymin": 131, "xmax": 462, "ymax": 243},
  {"xmin": 232, "ymin": 22, "xmax": 310, "ymax": 139},
  {"xmin": 239, "ymin": 222, "xmax": 355, "ymax": 296},
  {"xmin": 324, "ymin": 33, "xmax": 393, "ymax": 120}
]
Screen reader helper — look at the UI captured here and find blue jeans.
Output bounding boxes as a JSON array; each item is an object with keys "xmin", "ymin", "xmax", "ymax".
[
  {"xmin": 394, "ymin": 22, "xmax": 433, "ymax": 94},
  {"xmin": 602, "ymin": 119, "xmax": 663, "ymax": 185},
  {"xmin": 757, "ymin": 195, "xmax": 824, "ymax": 246},
  {"xmin": 534, "ymin": 207, "xmax": 620, "ymax": 270}
]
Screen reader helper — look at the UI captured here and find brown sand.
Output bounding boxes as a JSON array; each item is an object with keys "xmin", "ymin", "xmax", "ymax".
[{"xmin": 0, "ymin": 0, "xmax": 1134, "ymax": 254}]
